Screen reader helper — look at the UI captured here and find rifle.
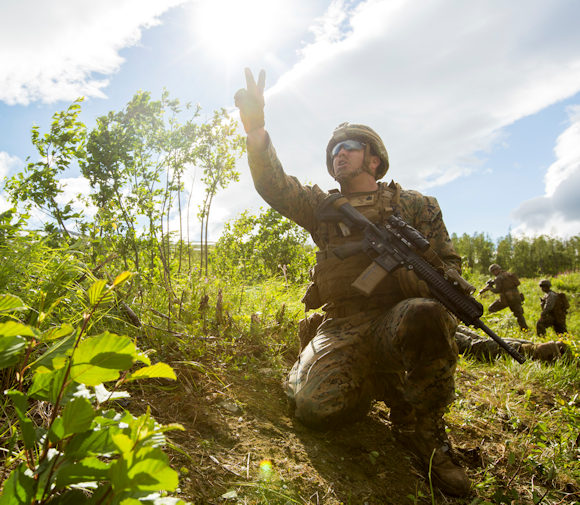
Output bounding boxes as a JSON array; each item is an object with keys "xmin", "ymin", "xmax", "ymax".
[
  {"xmin": 478, "ymin": 279, "xmax": 495, "ymax": 296},
  {"xmin": 317, "ymin": 193, "xmax": 526, "ymax": 364}
]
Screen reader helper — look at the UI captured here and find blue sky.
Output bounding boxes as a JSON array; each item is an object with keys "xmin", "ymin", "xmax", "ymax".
[{"xmin": 1, "ymin": 0, "xmax": 579, "ymax": 241}]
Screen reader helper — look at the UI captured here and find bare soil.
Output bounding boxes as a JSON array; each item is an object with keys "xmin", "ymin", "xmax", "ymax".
[{"xmin": 132, "ymin": 357, "xmax": 490, "ymax": 505}]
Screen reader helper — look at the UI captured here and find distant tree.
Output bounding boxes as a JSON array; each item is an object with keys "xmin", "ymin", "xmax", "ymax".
[
  {"xmin": 82, "ymin": 90, "xmax": 199, "ymax": 273},
  {"xmin": 211, "ymin": 208, "xmax": 314, "ymax": 284},
  {"xmin": 495, "ymin": 233, "xmax": 514, "ymax": 271},
  {"xmin": 197, "ymin": 109, "xmax": 245, "ymax": 277},
  {"xmin": 452, "ymin": 232, "xmax": 493, "ymax": 274},
  {"xmin": 451, "ymin": 233, "xmax": 475, "ymax": 271},
  {"xmin": 5, "ymin": 98, "xmax": 86, "ymax": 239}
]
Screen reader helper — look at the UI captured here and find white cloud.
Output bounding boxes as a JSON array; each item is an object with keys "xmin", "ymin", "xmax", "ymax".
[
  {"xmin": 512, "ymin": 106, "xmax": 580, "ymax": 238},
  {"xmin": 0, "ymin": 0, "xmax": 186, "ymax": 105},
  {"xmin": 0, "ymin": 151, "xmax": 22, "ymax": 180},
  {"xmin": 0, "ymin": 152, "xmax": 22, "ymax": 212},
  {"xmin": 4, "ymin": 0, "xmax": 580, "ymax": 240},
  {"xmin": 259, "ymin": 0, "xmax": 580, "ymax": 195}
]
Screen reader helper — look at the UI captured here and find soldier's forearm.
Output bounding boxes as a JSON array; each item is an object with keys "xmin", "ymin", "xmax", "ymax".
[{"xmin": 247, "ymin": 127, "xmax": 268, "ymax": 150}]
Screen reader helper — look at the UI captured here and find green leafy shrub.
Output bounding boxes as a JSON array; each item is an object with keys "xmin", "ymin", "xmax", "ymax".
[
  {"xmin": 0, "ymin": 274, "xmax": 187, "ymax": 505},
  {"xmin": 210, "ymin": 208, "xmax": 315, "ymax": 284}
]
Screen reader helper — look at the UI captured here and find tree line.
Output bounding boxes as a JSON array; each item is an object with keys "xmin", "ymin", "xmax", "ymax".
[{"xmin": 451, "ymin": 231, "xmax": 580, "ymax": 277}]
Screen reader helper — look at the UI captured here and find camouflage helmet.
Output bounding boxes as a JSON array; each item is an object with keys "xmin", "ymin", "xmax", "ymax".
[
  {"xmin": 489, "ymin": 263, "xmax": 501, "ymax": 274},
  {"xmin": 539, "ymin": 279, "xmax": 551, "ymax": 288},
  {"xmin": 326, "ymin": 122, "xmax": 389, "ymax": 180}
]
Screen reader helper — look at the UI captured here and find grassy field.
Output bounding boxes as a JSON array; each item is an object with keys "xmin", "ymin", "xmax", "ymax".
[{"xmin": 144, "ymin": 271, "xmax": 579, "ymax": 504}]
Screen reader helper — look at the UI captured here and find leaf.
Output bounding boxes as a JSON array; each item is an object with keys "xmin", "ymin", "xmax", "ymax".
[
  {"xmin": 54, "ymin": 456, "xmax": 110, "ymax": 489},
  {"xmin": 113, "ymin": 271, "xmax": 132, "ymax": 287},
  {"xmin": 0, "ymin": 335, "xmax": 27, "ymax": 369},
  {"xmin": 62, "ymin": 397, "xmax": 95, "ymax": 435},
  {"xmin": 109, "ymin": 447, "xmax": 179, "ymax": 492},
  {"xmin": 0, "ymin": 294, "xmax": 27, "ymax": 314},
  {"xmin": 28, "ymin": 366, "xmax": 68, "ymax": 403},
  {"xmin": 125, "ymin": 363, "xmax": 176, "ymax": 382},
  {"xmin": 48, "ymin": 417, "xmax": 65, "ymax": 443},
  {"xmin": 119, "ymin": 499, "xmax": 141, "ymax": 505},
  {"xmin": 70, "ymin": 332, "xmax": 138, "ymax": 386},
  {"xmin": 86, "ymin": 279, "xmax": 107, "ymax": 305},
  {"xmin": 0, "ymin": 464, "xmax": 35, "ymax": 505},
  {"xmin": 0, "ymin": 321, "xmax": 37, "ymax": 338},
  {"xmin": 64, "ymin": 429, "xmax": 117, "ymax": 460},
  {"xmin": 28, "ymin": 328, "xmax": 77, "ymax": 371},
  {"xmin": 112, "ymin": 433, "xmax": 134, "ymax": 454},
  {"xmin": 41, "ymin": 324, "xmax": 75, "ymax": 342},
  {"xmin": 5, "ymin": 391, "xmax": 37, "ymax": 450}
]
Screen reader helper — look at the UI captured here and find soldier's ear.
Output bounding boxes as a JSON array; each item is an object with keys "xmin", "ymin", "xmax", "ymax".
[{"xmin": 369, "ymin": 155, "xmax": 381, "ymax": 175}]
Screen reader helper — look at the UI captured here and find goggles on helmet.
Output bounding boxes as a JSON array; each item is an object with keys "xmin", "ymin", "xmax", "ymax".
[{"xmin": 331, "ymin": 139, "xmax": 366, "ymax": 158}]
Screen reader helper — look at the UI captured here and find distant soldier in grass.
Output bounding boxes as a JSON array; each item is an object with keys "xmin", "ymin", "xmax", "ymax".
[
  {"xmin": 537, "ymin": 279, "xmax": 569, "ymax": 336},
  {"xmin": 235, "ymin": 68, "xmax": 471, "ymax": 496},
  {"xmin": 454, "ymin": 325, "xmax": 569, "ymax": 362},
  {"xmin": 479, "ymin": 263, "xmax": 528, "ymax": 330}
]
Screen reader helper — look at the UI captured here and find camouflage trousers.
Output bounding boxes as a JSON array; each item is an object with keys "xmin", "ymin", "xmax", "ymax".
[
  {"xmin": 454, "ymin": 325, "xmax": 532, "ymax": 360},
  {"xmin": 489, "ymin": 292, "xmax": 528, "ymax": 330},
  {"xmin": 285, "ymin": 298, "xmax": 459, "ymax": 429},
  {"xmin": 536, "ymin": 313, "xmax": 567, "ymax": 336}
]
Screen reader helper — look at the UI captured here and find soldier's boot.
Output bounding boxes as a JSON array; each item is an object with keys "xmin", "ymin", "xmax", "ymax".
[
  {"xmin": 393, "ymin": 414, "xmax": 471, "ymax": 497},
  {"xmin": 516, "ymin": 314, "xmax": 528, "ymax": 331}
]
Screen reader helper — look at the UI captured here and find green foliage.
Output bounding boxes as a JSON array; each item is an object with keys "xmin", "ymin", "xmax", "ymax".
[
  {"xmin": 0, "ymin": 275, "xmax": 186, "ymax": 505},
  {"xmin": 452, "ymin": 232, "xmax": 580, "ymax": 276},
  {"xmin": 196, "ymin": 109, "xmax": 246, "ymax": 276},
  {"xmin": 5, "ymin": 99, "xmax": 87, "ymax": 238},
  {"xmin": 210, "ymin": 208, "xmax": 315, "ymax": 284},
  {"xmin": 82, "ymin": 90, "xmax": 201, "ymax": 273}
]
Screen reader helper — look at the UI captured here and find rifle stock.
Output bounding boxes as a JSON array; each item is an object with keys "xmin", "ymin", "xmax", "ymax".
[{"xmin": 318, "ymin": 193, "xmax": 526, "ymax": 364}]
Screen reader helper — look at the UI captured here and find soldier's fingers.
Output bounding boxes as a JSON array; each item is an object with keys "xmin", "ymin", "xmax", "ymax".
[
  {"xmin": 244, "ymin": 67, "xmax": 257, "ymax": 93},
  {"xmin": 257, "ymin": 69, "xmax": 266, "ymax": 94}
]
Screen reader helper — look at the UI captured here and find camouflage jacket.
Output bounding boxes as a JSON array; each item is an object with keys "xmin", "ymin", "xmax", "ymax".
[{"xmin": 247, "ymin": 134, "xmax": 461, "ymax": 312}]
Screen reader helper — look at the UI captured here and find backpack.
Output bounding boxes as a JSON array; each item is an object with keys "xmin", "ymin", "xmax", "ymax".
[
  {"xmin": 555, "ymin": 292, "xmax": 570, "ymax": 313},
  {"xmin": 504, "ymin": 271, "xmax": 520, "ymax": 289}
]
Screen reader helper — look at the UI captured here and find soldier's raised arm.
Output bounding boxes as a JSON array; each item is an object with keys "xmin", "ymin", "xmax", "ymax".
[{"xmin": 234, "ymin": 68, "xmax": 267, "ymax": 149}]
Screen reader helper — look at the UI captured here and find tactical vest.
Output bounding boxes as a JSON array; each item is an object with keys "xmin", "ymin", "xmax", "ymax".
[{"xmin": 307, "ymin": 182, "xmax": 404, "ymax": 310}]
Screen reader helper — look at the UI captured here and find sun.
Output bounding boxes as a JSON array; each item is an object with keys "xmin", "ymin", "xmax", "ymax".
[{"xmin": 190, "ymin": 0, "xmax": 282, "ymax": 63}]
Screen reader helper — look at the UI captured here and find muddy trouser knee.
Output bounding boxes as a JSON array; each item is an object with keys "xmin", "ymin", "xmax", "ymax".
[
  {"xmin": 488, "ymin": 299, "xmax": 507, "ymax": 313},
  {"xmin": 374, "ymin": 298, "xmax": 459, "ymax": 417},
  {"xmin": 285, "ymin": 315, "xmax": 375, "ymax": 429}
]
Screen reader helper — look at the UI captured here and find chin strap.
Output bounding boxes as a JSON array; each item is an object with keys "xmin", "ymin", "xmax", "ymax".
[{"xmin": 362, "ymin": 144, "xmax": 376, "ymax": 179}]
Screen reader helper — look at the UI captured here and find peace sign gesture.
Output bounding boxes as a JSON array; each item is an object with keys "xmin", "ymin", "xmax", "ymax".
[{"xmin": 234, "ymin": 68, "xmax": 266, "ymax": 134}]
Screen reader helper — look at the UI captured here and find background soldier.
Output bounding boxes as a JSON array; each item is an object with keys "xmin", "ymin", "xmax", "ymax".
[
  {"xmin": 537, "ymin": 279, "xmax": 569, "ymax": 336},
  {"xmin": 479, "ymin": 263, "xmax": 528, "ymax": 330},
  {"xmin": 454, "ymin": 325, "xmax": 568, "ymax": 361},
  {"xmin": 235, "ymin": 68, "xmax": 471, "ymax": 496}
]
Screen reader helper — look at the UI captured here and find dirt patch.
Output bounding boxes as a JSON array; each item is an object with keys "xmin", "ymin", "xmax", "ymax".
[{"xmin": 132, "ymin": 360, "xmax": 481, "ymax": 505}]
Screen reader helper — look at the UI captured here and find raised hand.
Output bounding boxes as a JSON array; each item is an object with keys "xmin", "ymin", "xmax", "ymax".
[{"xmin": 234, "ymin": 68, "xmax": 266, "ymax": 133}]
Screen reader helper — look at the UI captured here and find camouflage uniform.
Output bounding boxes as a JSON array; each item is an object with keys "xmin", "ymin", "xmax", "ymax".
[
  {"xmin": 537, "ymin": 289, "xmax": 568, "ymax": 336},
  {"xmin": 487, "ymin": 269, "xmax": 528, "ymax": 330},
  {"xmin": 454, "ymin": 325, "xmax": 568, "ymax": 362},
  {"xmin": 247, "ymin": 134, "xmax": 461, "ymax": 429}
]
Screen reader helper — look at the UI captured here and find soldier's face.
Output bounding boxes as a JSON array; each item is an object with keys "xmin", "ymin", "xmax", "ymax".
[{"xmin": 332, "ymin": 142, "xmax": 366, "ymax": 181}]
